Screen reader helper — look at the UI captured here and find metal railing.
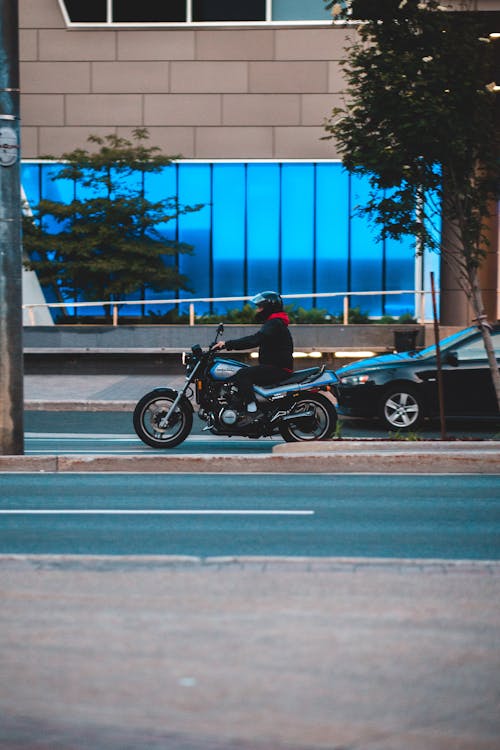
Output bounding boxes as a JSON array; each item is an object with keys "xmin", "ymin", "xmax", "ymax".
[{"xmin": 23, "ymin": 289, "xmax": 433, "ymax": 326}]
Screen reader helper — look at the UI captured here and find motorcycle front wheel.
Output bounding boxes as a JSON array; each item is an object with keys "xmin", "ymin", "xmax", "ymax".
[
  {"xmin": 279, "ymin": 393, "xmax": 337, "ymax": 442},
  {"xmin": 133, "ymin": 389, "xmax": 193, "ymax": 449}
]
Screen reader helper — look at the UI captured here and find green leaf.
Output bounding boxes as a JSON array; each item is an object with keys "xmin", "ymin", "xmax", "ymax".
[{"xmin": 23, "ymin": 129, "xmax": 204, "ymax": 308}]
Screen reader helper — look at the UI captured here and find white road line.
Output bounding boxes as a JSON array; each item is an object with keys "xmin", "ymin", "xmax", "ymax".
[
  {"xmin": 25, "ymin": 433, "xmax": 155, "ymax": 440},
  {"xmin": 26, "ymin": 450, "xmax": 268, "ymax": 456},
  {"xmin": 25, "ymin": 434, "xmax": 280, "ymax": 442},
  {"xmin": 26, "ymin": 435, "xmax": 140, "ymax": 441},
  {"xmin": 0, "ymin": 509, "xmax": 314, "ymax": 516},
  {"xmin": 25, "ymin": 450, "xmax": 187, "ymax": 455}
]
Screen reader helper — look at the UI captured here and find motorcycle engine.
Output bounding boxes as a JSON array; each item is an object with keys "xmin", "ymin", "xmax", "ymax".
[
  {"xmin": 219, "ymin": 408, "xmax": 239, "ymax": 425},
  {"xmin": 200, "ymin": 381, "xmax": 245, "ymax": 429}
]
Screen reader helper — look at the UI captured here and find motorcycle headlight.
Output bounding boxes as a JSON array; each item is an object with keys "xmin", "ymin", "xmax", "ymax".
[
  {"xmin": 183, "ymin": 353, "xmax": 198, "ymax": 374},
  {"xmin": 339, "ymin": 374, "xmax": 370, "ymax": 386}
]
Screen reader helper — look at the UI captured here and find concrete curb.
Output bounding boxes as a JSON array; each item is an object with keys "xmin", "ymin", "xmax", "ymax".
[
  {"xmin": 1, "ymin": 554, "xmax": 499, "ymax": 572},
  {"xmin": 273, "ymin": 439, "xmax": 500, "ymax": 453},
  {"xmin": 0, "ymin": 449, "xmax": 498, "ymax": 473},
  {"xmin": 25, "ymin": 400, "xmax": 136, "ymax": 411}
]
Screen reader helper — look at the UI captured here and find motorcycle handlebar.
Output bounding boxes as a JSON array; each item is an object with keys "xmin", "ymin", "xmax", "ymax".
[{"xmin": 208, "ymin": 322, "xmax": 225, "ymax": 349}]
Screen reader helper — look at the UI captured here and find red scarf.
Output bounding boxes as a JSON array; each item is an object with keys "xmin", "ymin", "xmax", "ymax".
[{"xmin": 268, "ymin": 312, "xmax": 290, "ymax": 325}]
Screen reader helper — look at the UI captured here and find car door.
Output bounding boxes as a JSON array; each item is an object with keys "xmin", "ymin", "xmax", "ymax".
[{"xmin": 441, "ymin": 331, "xmax": 500, "ymax": 415}]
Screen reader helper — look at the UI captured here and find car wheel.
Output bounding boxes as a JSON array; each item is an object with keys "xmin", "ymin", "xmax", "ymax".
[{"xmin": 379, "ymin": 386, "xmax": 424, "ymax": 431}]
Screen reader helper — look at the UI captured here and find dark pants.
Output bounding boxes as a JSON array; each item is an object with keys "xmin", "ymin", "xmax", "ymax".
[{"xmin": 232, "ymin": 365, "xmax": 290, "ymax": 405}]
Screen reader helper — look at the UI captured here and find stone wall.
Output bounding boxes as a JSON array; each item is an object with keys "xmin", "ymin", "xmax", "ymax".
[
  {"xmin": 19, "ymin": 0, "xmax": 352, "ymax": 160},
  {"xmin": 23, "ymin": 324, "xmax": 426, "ymax": 351}
]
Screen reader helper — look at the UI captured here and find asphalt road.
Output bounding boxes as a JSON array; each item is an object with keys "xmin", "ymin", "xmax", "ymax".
[
  {"xmin": 24, "ymin": 410, "xmax": 277, "ymax": 455},
  {"xmin": 1, "ymin": 473, "xmax": 499, "ymax": 558},
  {"xmin": 24, "ymin": 410, "xmax": 500, "ymax": 455},
  {"xmin": 25, "ymin": 433, "xmax": 276, "ymax": 455}
]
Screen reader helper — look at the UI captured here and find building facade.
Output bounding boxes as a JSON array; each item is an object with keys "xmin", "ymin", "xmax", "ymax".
[{"xmin": 18, "ymin": 0, "xmax": 500, "ymax": 323}]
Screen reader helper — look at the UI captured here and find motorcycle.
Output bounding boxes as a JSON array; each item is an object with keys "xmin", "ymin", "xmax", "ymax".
[{"xmin": 133, "ymin": 323, "xmax": 339, "ymax": 449}]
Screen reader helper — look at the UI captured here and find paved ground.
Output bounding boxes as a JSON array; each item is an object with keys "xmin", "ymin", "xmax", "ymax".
[
  {"xmin": 1, "ymin": 377, "xmax": 497, "ymax": 749},
  {"xmin": 24, "ymin": 374, "xmax": 177, "ymax": 409},
  {"xmin": 1, "ymin": 555, "xmax": 499, "ymax": 750}
]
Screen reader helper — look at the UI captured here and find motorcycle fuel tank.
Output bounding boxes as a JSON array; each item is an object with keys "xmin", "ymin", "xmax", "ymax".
[{"xmin": 209, "ymin": 358, "xmax": 246, "ymax": 381}]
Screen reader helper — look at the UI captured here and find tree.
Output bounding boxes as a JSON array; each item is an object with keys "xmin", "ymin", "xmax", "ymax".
[
  {"xmin": 23, "ymin": 128, "xmax": 203, "ymax": 321},
  {"xmin": 323, "ymin": 0, "xmax": 500, "ymax": 409}
]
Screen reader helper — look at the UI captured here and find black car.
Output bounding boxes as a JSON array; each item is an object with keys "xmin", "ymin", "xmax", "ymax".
[{"xmin": 335, "ymin": 324, "xmax": 500, "ymax": 431}]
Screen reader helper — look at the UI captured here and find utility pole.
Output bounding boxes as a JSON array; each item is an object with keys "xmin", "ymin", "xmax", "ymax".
[{"xmin": 0, "ymin": 0, "xmax": 23, "ymax": 455}]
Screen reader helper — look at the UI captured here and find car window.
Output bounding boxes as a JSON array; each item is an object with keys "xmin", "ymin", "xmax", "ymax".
[
  {"xmin": 417, "ymin": 326, "xmax": 478, "ymax": 357},
  {"xmin": 456, "ymin": 331, "xmax": 500, "ymax": 361}
]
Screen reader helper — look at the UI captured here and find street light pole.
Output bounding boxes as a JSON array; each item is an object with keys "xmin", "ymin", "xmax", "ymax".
[{"xmin": 0, "ymin": 0, "xmax": 23, "ymax": 455}]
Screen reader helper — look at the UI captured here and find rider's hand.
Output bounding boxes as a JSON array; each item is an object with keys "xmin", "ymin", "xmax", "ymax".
[{"xmin": 212, "ymin": 341, "xmax": 226, "ymax": 350}]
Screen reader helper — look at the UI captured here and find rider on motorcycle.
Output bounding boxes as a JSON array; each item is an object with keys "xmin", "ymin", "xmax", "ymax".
[{"xmin": 212, "ymin": 291, "xmax": 294, "ymax": 413}]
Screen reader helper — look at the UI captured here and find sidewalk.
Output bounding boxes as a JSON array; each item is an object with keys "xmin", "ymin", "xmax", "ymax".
[
  {"xmin": 1, "ymin": 555, "xmax": 499, "ymax": 750},
  {"xmin": 24, "ymin": 373, "xmax": 180, "ymax": 411}
]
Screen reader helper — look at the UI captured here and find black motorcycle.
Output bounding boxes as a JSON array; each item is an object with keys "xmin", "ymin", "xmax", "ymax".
[{"xmin": 133, "ymin": 324, "xmax": 339, "ymax": 449}]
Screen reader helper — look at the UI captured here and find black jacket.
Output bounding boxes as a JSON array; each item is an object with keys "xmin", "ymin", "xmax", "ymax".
[{"xmin": 225, "ymin": 314, "xmax": 293, "ymax": 371}]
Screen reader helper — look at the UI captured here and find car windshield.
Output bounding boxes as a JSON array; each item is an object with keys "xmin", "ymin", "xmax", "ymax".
[{"xmin": 415, "ymin": 326, "xmax": 478, "ymax": 358}]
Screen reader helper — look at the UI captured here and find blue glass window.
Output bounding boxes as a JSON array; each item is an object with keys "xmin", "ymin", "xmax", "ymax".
[
  {"xmin": 272, "ymin": 0, "xmax": 331, "ymax": 21},
  {"xmin": 21, "ymin": 163, "xmax": 40, "ymax": 211},
  {"xmin": 349, "ymin": 172, "xmax": 384, "ymax": 316},
  {"xmin": 212, "ymin": 164, "xmax": 246, "ymax": 312},
  {"xmin": 281, "ymin": 163, "xmax": 314, "ymax": 297},
  {"xmin": 141, "ymin": 165, "xmax": 179, "ymax": 314},
  {"xmin": 40, "ymin": 164, "xmax": 75, "ymax": 235},
  {"xmin": 144, "ymin": 164, "xmax": 178, "ymax": 241},
  {"xmin": 22, "ymin": 160, "xmax": 424, "ymax": 321},
  {"xmin": 315, "ymin": 164, "xmax": 349, "ymax": 316},
  {"xmin": 247, "ymin": 163, "xmax": 280, "ymax": 294},
  {"xmin": 384, "ymin": 234, "xmax": 414, "ymax": 317},
  {"xmin": 178, "ymin": 164, "xmax": 212, "ymax": 313}
]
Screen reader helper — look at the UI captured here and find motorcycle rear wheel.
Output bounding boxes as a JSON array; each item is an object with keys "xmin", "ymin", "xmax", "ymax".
[
  {"xmin": 133, "ymin": 389, "xmax": 193, "ymax": 449},
  {"xmin": 279, "ymin": 393, "xmax": 337, "ymax": 442}
]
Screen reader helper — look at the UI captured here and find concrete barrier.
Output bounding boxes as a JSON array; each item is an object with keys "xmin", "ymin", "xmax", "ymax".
[
  {"xmin": 23, "ymin": 323, "xmax": 428, "ymax": 374},
  {"xmin": 1, "ymin": 442, "xmax": 498, "ymax": 474},
  {"xmin": 23, "ymin": 323, "xmax": 426, "ymax": 351}
]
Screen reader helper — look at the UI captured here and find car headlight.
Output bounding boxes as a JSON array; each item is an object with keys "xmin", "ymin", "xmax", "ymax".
[{"xmin": 339, "ymin": 374, "xmax": 370, "ymax": 386}]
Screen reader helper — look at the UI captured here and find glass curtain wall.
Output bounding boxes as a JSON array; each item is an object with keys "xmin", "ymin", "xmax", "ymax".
[
  {"xmin": 61, "ymin": 0, "xmax": 332, "ymax": 23},
  {"xmin": 21, "ymin": 160, "xmax": 422, "ymax": 319}
]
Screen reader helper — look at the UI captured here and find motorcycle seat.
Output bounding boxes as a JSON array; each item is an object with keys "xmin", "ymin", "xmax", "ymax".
[{"xmin": 265, "ymin": 366, "xmax": 324, "ymax": 388}]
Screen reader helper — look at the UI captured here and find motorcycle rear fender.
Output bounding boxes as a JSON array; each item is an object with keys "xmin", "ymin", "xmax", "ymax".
[
  {"xmin": 150, "ymin": 387, "xmax": 194, "ymax": 415},
  {"xmin": 254, "ymin": 369, "xmax": 339, "ymax": 398}
]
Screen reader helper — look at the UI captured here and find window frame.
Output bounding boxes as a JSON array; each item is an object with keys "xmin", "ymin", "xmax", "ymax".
[{"xmin": 56, "ymin": 0, "xmax": 339, "ymax": 26}]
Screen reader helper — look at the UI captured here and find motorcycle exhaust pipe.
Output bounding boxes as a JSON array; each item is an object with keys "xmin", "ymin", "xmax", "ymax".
[{"xmin": 281, "ymin": 409, "xmax": 315, "ymax": 422}]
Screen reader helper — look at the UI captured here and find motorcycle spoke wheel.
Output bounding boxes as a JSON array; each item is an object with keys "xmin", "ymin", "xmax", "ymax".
[
  {"xmin": 133, "ymin": 392, "xmax": 192, "ymax": 449},
  {"xmin": 279, "ymin": 394, "xmax": 337, "ymax": 442}
]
